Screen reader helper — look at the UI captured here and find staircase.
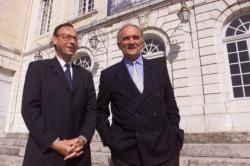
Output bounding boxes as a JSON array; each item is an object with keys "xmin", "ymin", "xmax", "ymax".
[
  {"xmin": 0, "ymin": 132, "xmax": 250, "ymax": 166},
  {"xmin": 0, "ymin": 133, "xmax": 27, "ymax": 166},
  {"xmin": 180, "ymin": 132, "xmax": 250, "ymax": 166}
]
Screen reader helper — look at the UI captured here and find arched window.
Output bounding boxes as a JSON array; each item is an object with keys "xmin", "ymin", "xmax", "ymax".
[
  {"xmin": 225, "ymin": 14, "xmax": 250, "ymax": 98},
  {"xmin": 141, "ymin": 38, "xmax": 166, "ymax": 59},
  {"xmin": 73, "ymin": 55, "xmax": 91, "ymax": 69},
  {"xmin": 73, "ymin": 49, "xmax": 93, "ymax": 71}
]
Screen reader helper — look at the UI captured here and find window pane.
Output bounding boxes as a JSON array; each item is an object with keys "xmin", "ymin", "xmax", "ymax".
[
  {"xmin": 230, "ymin": 19, "xmax": 240, "ymax": 28},
  {"xmin": 245, "ymin": 86, "xmax": 250, "ymax": 97},
  {"xmin": 226, "ymin": 27, "xmax": 235, "ymax": 37},
  {"xmin": 232, "ymin": 75, "xmax": 242, "ymax": 86},
  {"xmin": 239, "ymin": 51, "xmax": 249, "ymax": 62},
  {"xmin": 238, "ymin": 25, "xmax": 245, "ymax": 32},
  {"xmin": 158, "ymin": 44, "xmax": 165, "ymax": 52},
  {"xmin": 227, "ymin": 43, "xmax": 236, "ymax": 53},
  {"xmin": 245, "ymin": 23, "xmax": 250, "ymax": 31},
  {"xmin": 233, "ymin": 87, "xmax": 244, "ymax": 98},
  {"xmin": 243, "ymin": 74, "xmax": 250, "ymax": 84},
  {"xmin": 240, "ymin": 14, "xmax": 250, "ymax": 23},
  {"xmin": 228, "ymin": 53, "xmax": 238, "ymax": 63},
  {"xmin": 230, "ymin": 64, "xmax": 240, "ymax": 74},
  {"xmin": 241, "ymin": 62, "xmax": 250, "ymax": 73},
  {"xmin": 88, "ymin": 0, "xmax": 94, "ymax": 11},
  {"xmin": 237, "ymin": 41, "xmax": 248, "ymax": 51},
  {"xmin": 236, "ymin": 31, "xmax": 244, "ymax": 35}
]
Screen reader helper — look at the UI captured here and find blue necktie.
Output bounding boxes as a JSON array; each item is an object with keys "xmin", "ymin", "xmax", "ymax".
[{"xmin": 65, "ymin": 64, "xmax": 72, "ymax": 89}]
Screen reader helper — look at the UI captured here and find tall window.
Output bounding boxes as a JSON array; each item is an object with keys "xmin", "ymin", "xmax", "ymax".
[
  {"xmin": 40, "ymin": 0, "xmax": 53, "ymax": 35},
  {"xmin": 78, "ymin": 0, "xmax": 94, "ymax": 15},
  {"xmin": 225, "ymin": 14, "xmax": 250, "ymax": 98}
]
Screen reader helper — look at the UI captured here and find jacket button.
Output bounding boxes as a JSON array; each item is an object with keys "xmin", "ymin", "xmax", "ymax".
[
  {"xmin": 135, "ymin": 113, "xmax": 139, "ymax": 118},
  {"xmin": 154, "ymin": 131, "xmax": 159, "ymax": 135},
  {"xmin": 153, "ymin": 112, "xmax": 157, "ymax": 116},
  {"xmin": 136, "ymin": 132, "xmax": 140, "ymax": 136},
  {"xmin": 156, "ymin": 92, "xmax": 160, "ymax": 96}
]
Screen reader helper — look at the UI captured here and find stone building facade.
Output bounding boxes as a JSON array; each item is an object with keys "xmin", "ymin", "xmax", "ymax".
[{"xmin": 1, "ymin": 0, "xmax": 250, "ymax": 165}]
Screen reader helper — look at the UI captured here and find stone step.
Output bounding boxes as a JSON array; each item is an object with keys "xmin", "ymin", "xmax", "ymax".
[
  {"xmin": 181, "ymin": 143, "xmax": 250, "ymax": 158},
  {"xmin": 0, "ymin": 146, "xmax": 24, "ymax": 157},
  {"xmin": 0, "ymin": 138, "xmax": 27, "ymax": 147},
  {"xmin": 4, "ymin": 133, "xmax": 28, "ymax": 140},
  {"xmin": 184, "ymin": 132, "xmax": 250, "ymax": 144},
  {"xmin": 91, "ymin": 152, "xmax": 111, "ymax": 165},
  {"xmin": 0, "ymin": 155, "xmax": 23, "ymax": 166},
  {"xmin": 180, "ymin": 157, "xmax": 250, "ymax": 166}
]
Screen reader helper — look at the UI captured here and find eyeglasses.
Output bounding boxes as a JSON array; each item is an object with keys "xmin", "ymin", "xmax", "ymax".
[{"xmin": 56, "ymin": 34, "xmax": 78, "ymax": 42}]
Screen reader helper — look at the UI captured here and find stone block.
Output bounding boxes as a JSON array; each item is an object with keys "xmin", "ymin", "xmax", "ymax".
[
  {"xmin": 188, "ymin": 86, "xmax": 203, "ymax": 96},
  {"xmin": 186, "ymin": 58, "xmax": 200, "ymax": 68},
  {"xmin": 174, "ymin": 87, "xmax": 188, "ymax": 97},
  {"xmin": 202, "ymin": 64, "xmax": 219, "ymax": 75},
  {"xmin": 205, "ymin": 93, "xmax": 224, "ymax": 104},
  {"xmin": 201, "ymin": 54, "xmax": 218, "ymax": 65},
  {"xmin": 205, "ymin": 114, "xmax": 232, "ymax": 132},
  {"xmin": 232, "ymin": 112, "xmax": 250, "ymax": 130},
  {"xmin": 204, "ymin": 103, "xmax": 225, "ymax": 114},
  {"xmin": 187, "ymin": 67, "xmax": 202, "ymax": 77},
  {"xmin": 200, "ymin": 45, "xmax": 216, "ymax": 56},
  {"xmin": 198, "ymin": 28, "xmax": 214, "ymax": 39},
  {"xmin": 173, "ymin": 68, "xmax": 188, "ymax": 79},
  {"xmin": 204, "ymin": 83, "xmax": 221, "ymax": 94},
  {"xmin": 174, "ymin": 77, "xmax": 189, "ymax": 88},
  {"xmin": 203, "ymin": 73, "xmax": 220, "ymax": 84},
  {"xmin": 185, "ymin": 115, "xmax": 205, "ymax": 132}
]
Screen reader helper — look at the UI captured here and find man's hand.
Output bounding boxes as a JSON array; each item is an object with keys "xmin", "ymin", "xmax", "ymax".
[
  {"xmin": 51, "ymin": 139, "xmax": 75, "ymax": 157},
  {"xmin": 63, "ymin": 137, "xmax": 87, "ymax": 160}
]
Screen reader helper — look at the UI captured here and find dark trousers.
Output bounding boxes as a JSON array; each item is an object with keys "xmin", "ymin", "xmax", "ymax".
[{"xmin": 111, "ymin": 157, "xmax": 179, "ymax": 166}]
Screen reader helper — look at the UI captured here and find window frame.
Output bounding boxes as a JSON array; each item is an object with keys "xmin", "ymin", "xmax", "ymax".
[
  {"xmin": 40, "ymin": 0, "xmax": 53, "ymax": 35},
  {"xmin": 223, "ymin": 13, "xmax": 250, "ymax": 99},
  {"xmin": 78, "ymin": 0, "xmax": 95, "ymax": 16}
]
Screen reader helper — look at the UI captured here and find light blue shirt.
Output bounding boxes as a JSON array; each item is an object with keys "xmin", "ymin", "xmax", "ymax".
[{"xmin": 124, "ymin": 55, "xmax": 144, "ymax": 80}]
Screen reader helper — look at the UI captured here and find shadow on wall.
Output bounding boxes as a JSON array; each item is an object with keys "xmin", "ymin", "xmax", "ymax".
[
  {"xmin": 91, "ymin": 62, "xmax": 100, "ymax": 76},
  {"xmin": 167, "ymin": 44, "xmax": 181, "ymax": 63}
]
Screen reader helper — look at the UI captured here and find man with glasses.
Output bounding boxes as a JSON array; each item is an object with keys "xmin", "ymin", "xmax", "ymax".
[
  {"xmin": 97, "ymin": 24, "xmax": 184, "ymax": 166},
  {"xmin": 22, "ymin": 23, "xmax": 96, "ymax": 166}
]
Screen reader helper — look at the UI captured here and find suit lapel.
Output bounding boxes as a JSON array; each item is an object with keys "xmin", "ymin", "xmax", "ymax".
[
  {"xmin": 142, "ymin": 59, "xmax": 155, "ymax": 95},
  {"xmin": 114, "ymin": 61, "xmax": 141, "ymax": 96},
  {"xmin": 48, "ymin": 57, "xmax": 72, "ymax": 92}
]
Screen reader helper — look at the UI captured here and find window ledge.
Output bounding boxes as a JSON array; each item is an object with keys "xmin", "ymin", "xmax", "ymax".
[{"xmin": 69, "ymin": 10, "xmax": 98, "ymax": 24}]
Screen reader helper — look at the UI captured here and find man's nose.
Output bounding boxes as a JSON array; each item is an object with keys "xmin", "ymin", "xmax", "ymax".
[
  {"xmin": 69, "ymin": 38, "xmax": 78, "ymax": 45},
  {"xmin": 128, "ymin": 37, "xmax": 136, "ymax": 43}
]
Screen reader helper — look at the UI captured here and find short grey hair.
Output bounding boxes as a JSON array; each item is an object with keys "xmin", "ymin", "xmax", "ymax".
[{"xmin": 117, "ymin": 24, "xmax": 143, "ymax": 43}]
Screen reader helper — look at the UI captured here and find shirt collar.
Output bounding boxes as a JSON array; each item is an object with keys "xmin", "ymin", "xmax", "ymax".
[
  {"xmin": 56, "ymin": 55, "xmax": 72, "ymax": 68},
  {"xmin": 123, "ymin": 55, "xmax": 143, "ymax": 66}
]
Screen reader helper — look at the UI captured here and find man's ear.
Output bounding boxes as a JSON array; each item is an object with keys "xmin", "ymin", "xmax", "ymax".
[
  {"xmin": 117, "ymin": 42, "xmax": 121, "ymax": 50},
  {"xmin": 52, "ymin": 36, "xmax": 57, "ymax": 46}
]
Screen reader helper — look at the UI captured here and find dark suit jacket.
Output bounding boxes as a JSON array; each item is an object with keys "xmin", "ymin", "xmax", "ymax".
[
  {"xmin": 21, "ymin": 57, "xmax": 96, "ymax": 166},
  {"xmin": 97, "ymin": 58, "xmax": 184, "ymax": 166}
]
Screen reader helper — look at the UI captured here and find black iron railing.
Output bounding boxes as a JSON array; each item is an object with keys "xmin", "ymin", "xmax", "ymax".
[{"xmin": 107, "ymin": 0, "xmax": 149, "ymax": 15}]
